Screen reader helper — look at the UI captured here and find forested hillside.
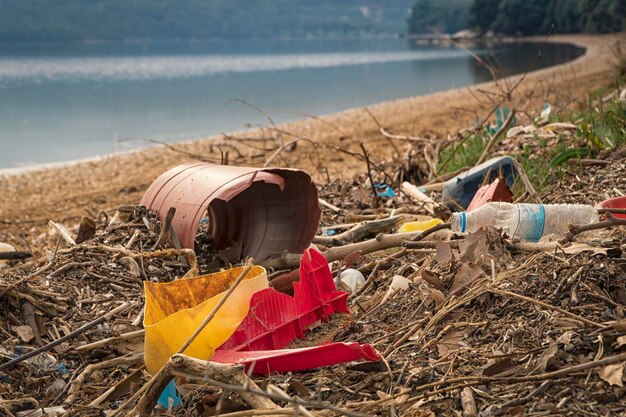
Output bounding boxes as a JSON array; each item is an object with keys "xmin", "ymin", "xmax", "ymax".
[
  {"xmin": 408, "ymin": 0, "xmax": 625, "ymax": 36},
  {"xmin": 407, "ymin": 0, "xmax": 472, "ymax": 35},
  {"xmin": 408, "ymin": 0, "xmax": 626, "ymax": 35},
  {"xmin": 470, "ymin": 0, "xmax": 626, "ymax": 35},
  {"xmin": 0, "ymin": 0, "xmax": 414, "ymax": 42}
]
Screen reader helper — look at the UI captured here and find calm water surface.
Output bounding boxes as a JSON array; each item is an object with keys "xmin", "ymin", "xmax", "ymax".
[{"xmin": 0, "ymin": 38, "xmax": 583, "ymax": 168}]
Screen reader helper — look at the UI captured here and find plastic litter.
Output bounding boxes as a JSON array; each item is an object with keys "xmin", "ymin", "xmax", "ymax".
[
  {"xmin": 451, "ymin": 202, "xmax": 598, "ymax": 242},
  {"xmin": 339, "ymin": 268, "xmax": 366, "ymax": 293},
  {"xmin": 140, "ymin": 163, "xmax": 321, "ymax": 262},
  {"xmin": 218, "ymin": 247, "xmax": 349, "ymax": 351},
  {"xmin": 212, "ymin": 342, "xmax": 380, "ymax": 375},
  {"xmin": 143, "ymin": 265, "xmax": 269, "ymax": 374},
  {"xmin": 1, "ymin": 346, "xmax": 62, "ymax": 375},
  {"xmin": 466, "ymin": 177, "xmax": 513, "ymax": 212},
  {"xmin": 381, "ymin": 275, "xmax": 412, "ymax": 304},
  {"xmin": 374, "ymin": 182, "xmax": 396, "ymax": 198},
  {"xmin": 442, "ymin": 156, "xmax": 518, "ymax": 210},
  {"xmin": 597, "ymin": 196, "xmax": 626, "ymax": 219},
  {"xmin": 398, "ymin": 218, "xmax": 443, "ymax": 233},
  {"xmin": 539, "ymin": 103, "xmax": 552, "ymax": 124},
  {"xmin": 401, "ymin": 181, "xmax": 437, "ymax": 215},
  {"xmin": 495, "ymin": 107, "xmax": 514, "ymax": 130},
  {"xmin": 157, "ymin": 379, "xmax": 183, "ymax": 410}
]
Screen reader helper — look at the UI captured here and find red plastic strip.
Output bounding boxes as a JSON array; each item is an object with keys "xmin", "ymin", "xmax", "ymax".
[
  {"xmin": 212, "ymin": 342, "xmax": 380, "ymax": 375},
  {"xmin": 597, "ymin": 196, "xmax": 626, "ymax": 219},
  {"xmin": 218, "ymin": 247, "xmax": 349, "ymax": 351}
]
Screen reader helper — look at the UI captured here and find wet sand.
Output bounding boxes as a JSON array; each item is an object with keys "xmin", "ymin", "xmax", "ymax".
[{"xmin": 1, "ymin": 33, "xmax": 624, "ymax": 249}]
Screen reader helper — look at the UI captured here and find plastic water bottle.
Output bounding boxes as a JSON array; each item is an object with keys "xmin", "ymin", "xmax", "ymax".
[{"xmin": 451, "ymin": 202, "xmax": 598, "ymax": 242}]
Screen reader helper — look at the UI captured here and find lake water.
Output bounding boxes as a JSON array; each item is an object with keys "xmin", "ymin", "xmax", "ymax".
[{"xmin": 0, "ymin": 38, "xmax": 584, "ymax": 169}]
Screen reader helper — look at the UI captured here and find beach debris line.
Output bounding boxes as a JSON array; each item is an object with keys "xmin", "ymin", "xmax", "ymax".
[{"xmin": 1, "ymin": 87, "xmax": 626, "ymax": 416}]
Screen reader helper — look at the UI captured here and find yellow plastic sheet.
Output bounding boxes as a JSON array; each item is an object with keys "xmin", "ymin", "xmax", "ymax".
[{"xmin": 143, "ymin": 265, "xmax": 269, "ymax": 374}]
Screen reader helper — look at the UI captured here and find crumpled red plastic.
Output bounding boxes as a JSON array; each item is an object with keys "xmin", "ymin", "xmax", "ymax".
[
  {"xmin": 212, "ymin": 342, "xmax": 380, "ymax": 374},
  {"xmin": 219, "ymin": 247, "xmax": 349, "ymax": 351},
  {"xmin": 214, "ymin": 248, "xmax": 380, "ymax": 374}
]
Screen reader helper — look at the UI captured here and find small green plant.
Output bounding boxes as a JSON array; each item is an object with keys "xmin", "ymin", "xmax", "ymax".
[
  {"xmin": 574, "ymin": 100, "xmax": 626, "ymax": 148},
  {"xmin": 437, "ymin": 46, "xmax": 625, "ymax": 194},
  {"xmin": 438, "ymin": 129, "xmax": 489, "ymax": 174}
]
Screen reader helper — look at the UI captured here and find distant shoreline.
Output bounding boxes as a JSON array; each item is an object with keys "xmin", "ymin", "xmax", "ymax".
[{"xmin": 0, "ymin": 36, "xmax": 590, "ymax": 178}]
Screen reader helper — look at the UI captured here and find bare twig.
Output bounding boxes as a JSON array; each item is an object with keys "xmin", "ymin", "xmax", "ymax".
[
  {"xmin": 476, "ymin": 109, "xmax": 516, "ymax": 165},
  {"xmin": 360, "ymin": 142, "xmax": 379, "ymax": 207},
  {"xmin": 152, "ymin": 207, "xmax": 176, "ymax": 249},
  {"xmin": 0, "ymin": 302, "xmax": 134, "ymax": 371},
  {"xmin": 313, "ymin": 216, "xmax": 404, "ymax": 246},
  {"xmin": 560, "ymin": 212, "xmax": 626, "ymax": 244}
]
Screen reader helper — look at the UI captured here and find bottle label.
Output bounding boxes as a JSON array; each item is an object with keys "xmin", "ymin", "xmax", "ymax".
[{"xmin": 515, "ymin": 204, "xmax": 545, "ymax": 242}]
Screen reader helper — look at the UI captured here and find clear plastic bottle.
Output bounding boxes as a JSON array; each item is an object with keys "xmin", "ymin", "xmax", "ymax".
[{"xmin": 451, "ymin": 202, "xmax": 598, "ymax": 242}]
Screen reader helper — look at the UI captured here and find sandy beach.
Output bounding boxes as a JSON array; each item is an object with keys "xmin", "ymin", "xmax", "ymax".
[{"xmin": 1, "ymin": 33, "xmax": 624, "ymax": 250}]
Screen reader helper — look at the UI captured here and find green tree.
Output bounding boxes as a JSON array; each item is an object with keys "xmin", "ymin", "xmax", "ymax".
[
  {"xmin": 582, "ymin": 0, "xmax": 624, "ymax": 33},
  {"xmin": 407, "ymin": 0, "xmax": 471, "ymax": 34},
  {"xmin": 466, "ymin": 0, "xmax": 625, "ymax": 36},
  {"xmin": 469, "ymin": 0, "xmax": 500, "ymax": 33},
  {"xmin": 491, "ymin": 0, "xmax": 549, "ymax": 35}
]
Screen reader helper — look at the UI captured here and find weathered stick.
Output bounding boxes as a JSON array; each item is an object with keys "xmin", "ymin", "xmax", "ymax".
[
  {"xmin": 76, "ymin": 329, "xmax": 145, "ymax": 352},
  {"xmin": 65, "ymin": 353, "xmax": 143, "ymax": 404},
  {"xmin": 318, "ymin": 198, "xmax": 341, "ymax": 213},
  {"xmin": 476, "ymin": 109, "xmax": 515, "ymax": 165},
  {"xmin": 313, "ymin": 216, "xmax": 404, "ymax": 246},
  {"xmin": 21, "ymin": 301, "xmax": 42, "ymax": 346},
  {"xmin": 510, "ymin": 157, "xmax": 542, "ymax": 204},
  {"xmin": 128, "ymin": 355, "xmax": 279, "ymax": 416},
  {"xmin": 0, "ymin": 302, "xmax": 133, "ymax": 371},
  {"xmin": 48, "ymin": 220, "xmax": 76, "ymax": 246},
  {"xmin": 262, "ymin": 223, "xmax": 452, "ymax": 270},
  {"xmin": 401, "ymin": 182, "xmax": 437, "ymax": 216},
  {"xmin": 597, "ymin": 208, "xmax": 626, "ymax": 215},
  {"xmin": 0, "ymin": 251, "xmax": 32, "ymax": 260},
  {"xmin": 152, "ymin": 207, "xmax": 176, "ymax": 249},
  {"xmin": 491, "ymin": 288, "xmax": 602, "ymax": 328},
  {"xmin": 379, "ymin": 127, "xmax": 429, "ymax": 143},
  {"xmin": 560, "ymin": 213, "xmax": 626, "ymax": 244}
]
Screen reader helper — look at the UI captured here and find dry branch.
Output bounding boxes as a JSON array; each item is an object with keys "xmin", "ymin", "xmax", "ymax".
[
  {"xmin": 313, "ymin": 215, "xmax": 404, "ymax": 246},
  {"xmin": 0, "ymin": 302, "xmax": 133, "ymax": 371},
  {"xmin": 560, "ymin": 213, "xmax": 626, "ymax": 244}
]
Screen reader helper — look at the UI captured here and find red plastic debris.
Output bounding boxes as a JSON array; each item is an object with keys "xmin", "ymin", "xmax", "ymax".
[
  {"xmin": 218, "ymin": 247, "xmax": 349, "ymax": 351},
  {"xmin": 597, "ymin": 196, "xmax": 626, "ymax": 219},
  {"xmin": 212, "ymin": 342, "xmax": 380, "ymax": 375},
  {"xmin": 466, "ymin": 177, "xmax": 513, "ymax": 212}
]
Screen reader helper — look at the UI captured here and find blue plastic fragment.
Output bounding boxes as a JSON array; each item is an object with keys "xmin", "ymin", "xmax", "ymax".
[
  {"xmin": 158, "ymin": 379, "xmax": 183, "ymax": 409},
  {"xmin": 56, "ymin": 363, "xmax": 68, "ymax": 375},
  {"xmin": 326, "ymin": 229, "xmax": 336, "ymax": 236},
  {"xmin": 374, "ymin": 182, "xmax": 396, "ymax": 198}
]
